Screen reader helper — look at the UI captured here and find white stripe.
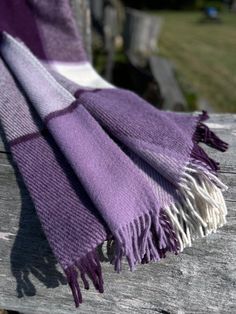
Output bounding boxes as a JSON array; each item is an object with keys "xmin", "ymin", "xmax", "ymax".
[{"xmin": 48, "ymin": 61, "xmax": 114, "ymax": 89}]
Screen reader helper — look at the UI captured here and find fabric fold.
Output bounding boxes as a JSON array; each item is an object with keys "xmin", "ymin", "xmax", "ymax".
[
  {"xmin": 0, "ymin": 56, "xmax": 108, "ymax": 307},
  {"xmin": 0, "ymin": 30, "xmax": 228, "ymax": 309},
  {"xmin": 0, "ymin": 33, "xmax": 179, "ymax": 304},
  {"xmin": 0, "ymin": 31, "xmax": 180, "ymax": 265},
  {"xmin": 71, "ymin": 88, "xmax": 228, "ymax": 243}
]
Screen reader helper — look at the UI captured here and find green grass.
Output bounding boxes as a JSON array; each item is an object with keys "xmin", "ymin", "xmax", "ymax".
[{"xmin": 156, "ymin": 11, "xmax": 236, "ymax": 112}]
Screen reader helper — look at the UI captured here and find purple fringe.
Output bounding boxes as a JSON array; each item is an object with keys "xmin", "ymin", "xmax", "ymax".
[
  {"xmin": 142, "ymin": 209, "xmax": 179, "ymax": 263},
  {"xmin": 112, "ymin": 208, "xmax": 180, "ymax": 272},
  {"xmin": 193, "ymin": 112, "xmax": 228, "ymax": 152},
  {"xmin": 64, "ymin": 249, "xmax": 103, "ymax": 308},
  {"xmin": 64, "ymin": 110, "xmax": 228, "ymax": 308},
  {"xmin": 158, "ymin": 209, "xmax": 180, "ymax": 255},
  {"xmin": 191, "ymin": 142, "xmax": 220, "ymax": 172},
  {"xmin": 190, "ymin": 111, "xmax": 228, "ymax": 172}
]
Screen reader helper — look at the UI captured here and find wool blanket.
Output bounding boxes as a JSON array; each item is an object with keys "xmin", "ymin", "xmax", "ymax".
[{"xmin": 0, "ymin": 1, "xmax": 228, "ymax": 308}]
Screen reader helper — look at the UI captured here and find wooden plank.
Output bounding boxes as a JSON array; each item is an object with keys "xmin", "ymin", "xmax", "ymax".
[
  {"xmin": 123, "ymin": 9, "xmax": 163, "ymax": 61},
  {"xmin": 232, "ymin": 0, "xmax": 236, "ymax": 12},
  {"xmin": 104, "ymin": 5, "xmax": 117, "ymax": 81},
  {"xmin": 0, "ymin": 114, "xmax": 235, "ymax": 313},
  {"xmin": 72, "ymin": 0, "xmax": 92, "ymax": 61},
  {"xmin": 150, "ymin": 56, "xmax": 187, "ymax": 111}
]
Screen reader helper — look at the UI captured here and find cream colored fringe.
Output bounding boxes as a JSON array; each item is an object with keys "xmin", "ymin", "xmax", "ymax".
[{"xmin": 164, "ymin": 163, "xmax": 228, "ymax": 252}]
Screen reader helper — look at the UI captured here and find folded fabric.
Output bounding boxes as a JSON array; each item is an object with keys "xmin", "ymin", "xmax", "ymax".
[
  {"xmin": 0, "ymin": 0, "xmax": 111, "ymax": 89},
  {"xmin": 0, "ymin": 0, "xmax": 87, "ymax": 62},
  {"xmin": 0, "ymin": 1, "xmax": 228, "ymax": 309}
]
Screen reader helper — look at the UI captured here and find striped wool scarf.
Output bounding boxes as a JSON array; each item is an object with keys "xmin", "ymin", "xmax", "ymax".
[{"xmin": 0, "ymin": 1, "xmax": 228, "ymax": 308}]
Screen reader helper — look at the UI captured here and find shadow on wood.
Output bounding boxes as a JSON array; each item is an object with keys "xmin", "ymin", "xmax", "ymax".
[
  {"xmin": 0, "ymin": 122, "xmax": 67, "ymax": 300},
  {"xmin": 0, "ymin": 115, "xmax": 235, "ymax": 313}
]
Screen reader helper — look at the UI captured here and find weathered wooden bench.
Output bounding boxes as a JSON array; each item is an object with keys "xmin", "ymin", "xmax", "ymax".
[
  {"xmin": 150, "ymin": 56, "xmax": 187, "ymax": 111},
  {"xmin": 0, "ymin": 114, "xmax": 235, "ymax": 313}
]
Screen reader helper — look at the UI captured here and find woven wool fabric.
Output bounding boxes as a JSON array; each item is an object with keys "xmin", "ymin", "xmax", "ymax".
[
  {"xmin": 0, "ymin": 0, "xmax": 113, "ymax": 88},
  {"xmin": 0, "ymin": 55, "xmax": 109, "ymax": 306},
  {"xmin": 0, "ymin": 0, "xmax": 87, "ymax": 62},
  {"xmin": 0, "ymin": 1, "xmax": 229, "ymax": 309}
]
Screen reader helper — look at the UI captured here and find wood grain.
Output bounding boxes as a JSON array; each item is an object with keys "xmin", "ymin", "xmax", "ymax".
[{"xmin": 0, "ymin": 114, "xmax": 235, "ymax": 314}]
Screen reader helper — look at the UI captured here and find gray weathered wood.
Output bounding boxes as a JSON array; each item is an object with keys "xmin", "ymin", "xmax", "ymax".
[
  {"xmin": 123, "ymin": 9, "xmax": 163, "ymax": 64},
  {"xmin": 103, "ymin": 5, "xmax": 118, "ymax": 81},
  {"xmin": 0, "ymin": 114, "xmax": 235, "ymax": 313},
  {"xmin": 150, "ymin": 56, "xmax": 187, "ymax": 111},
  {"xmin": 72, "ymin": 0, "xmax": 92, "ymax": 61},
  {"xmin": 90, "ymin": 0, "xmax": 104, "ymax": 24},
  {"xmin": 232, "ymin": 0, "xmax": 236, "ymax": 12}
]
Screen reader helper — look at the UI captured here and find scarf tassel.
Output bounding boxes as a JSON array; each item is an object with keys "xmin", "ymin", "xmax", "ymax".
[
  {"xmin": 194, "ymin": 122, "xmax": 228, "ymax": 152},
  {"xmin": 190, "ymin": 110, "xmax": 228, "ymax": 172},
  {"xmin": 195, "ymin": 110, "xmax": 228, "ymax": 152},
  {"xmin": 64, "ymin": 249, "xmax": 104, "ymax": 307},
  {"xmin": 190, "ymin": 142, "xmax": 220, "ymax": 172},
  {"xmin": 112, "ymin": 209, "xmax": 179, "ymax": 273},
  {"xmin": 167, "ymin": 162, "xmax": 228, "ymax": 252},
  {"xmin": 145, "ymin": 112, "xmax": 228, "ymax": 253},
  {"xmin": 63, "ymin": 110, "xmax": 228, "ymax": 306}
]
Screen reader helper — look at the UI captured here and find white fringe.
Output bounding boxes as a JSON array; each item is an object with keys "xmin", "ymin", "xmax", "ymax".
[{"xmin": 164, "ymin": 163, "xmax": 228, "ymax": 252}]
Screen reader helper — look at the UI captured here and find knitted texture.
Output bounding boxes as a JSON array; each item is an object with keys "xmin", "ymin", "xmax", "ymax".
[{"xmin": 0, "ymin": 2, "xmax": 229, "ymax": 308}]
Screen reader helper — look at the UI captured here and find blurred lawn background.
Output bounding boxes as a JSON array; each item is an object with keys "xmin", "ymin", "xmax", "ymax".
[
  {"xmin": 92, "ymin": 0, "xmax": 236, "ymax": 113},
  {"xmin": 157, "ymin": 11, "xmax": 236, "ymax": 112}
]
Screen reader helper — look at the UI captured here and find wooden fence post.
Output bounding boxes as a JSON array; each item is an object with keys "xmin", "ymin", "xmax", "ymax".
[
  {"xmin": 72, "ymin": 0, "xmax": 92, "ymax": 61},
  {"xmin": 123, "ymin": 8, "xmax": 163, "ymax": 62}
]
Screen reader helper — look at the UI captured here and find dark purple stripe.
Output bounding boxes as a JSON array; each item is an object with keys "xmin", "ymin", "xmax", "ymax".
[
  {"xmin": 44, "ymin": 88, "xmax": 102, "ymax": 125},
  {"xmin": 0, "ymin": 0, "xmax": 46, "ymax": 59},
  {"xmin": 9, "ymin": 128, "xmax": 48, "ymax": 147},
  {"xmin": 74, "ymin": 88, "xmax": 102, "ymax": 99},
  {"xmin": 10, "ymin": 88, "xmax": 114, "ymax": 147},
  {"xmin": 44, "ymin": 100, "xmax": 79, "ymax": 125},
  {"xmin": 9, "ymin": 95, "xmax": 88, "ymax": 147}
]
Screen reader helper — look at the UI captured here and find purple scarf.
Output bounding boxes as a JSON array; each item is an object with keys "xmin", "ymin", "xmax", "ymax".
[{"xmin": 0, "ymin": 1, "xmax": 228, "ymax": 308}]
